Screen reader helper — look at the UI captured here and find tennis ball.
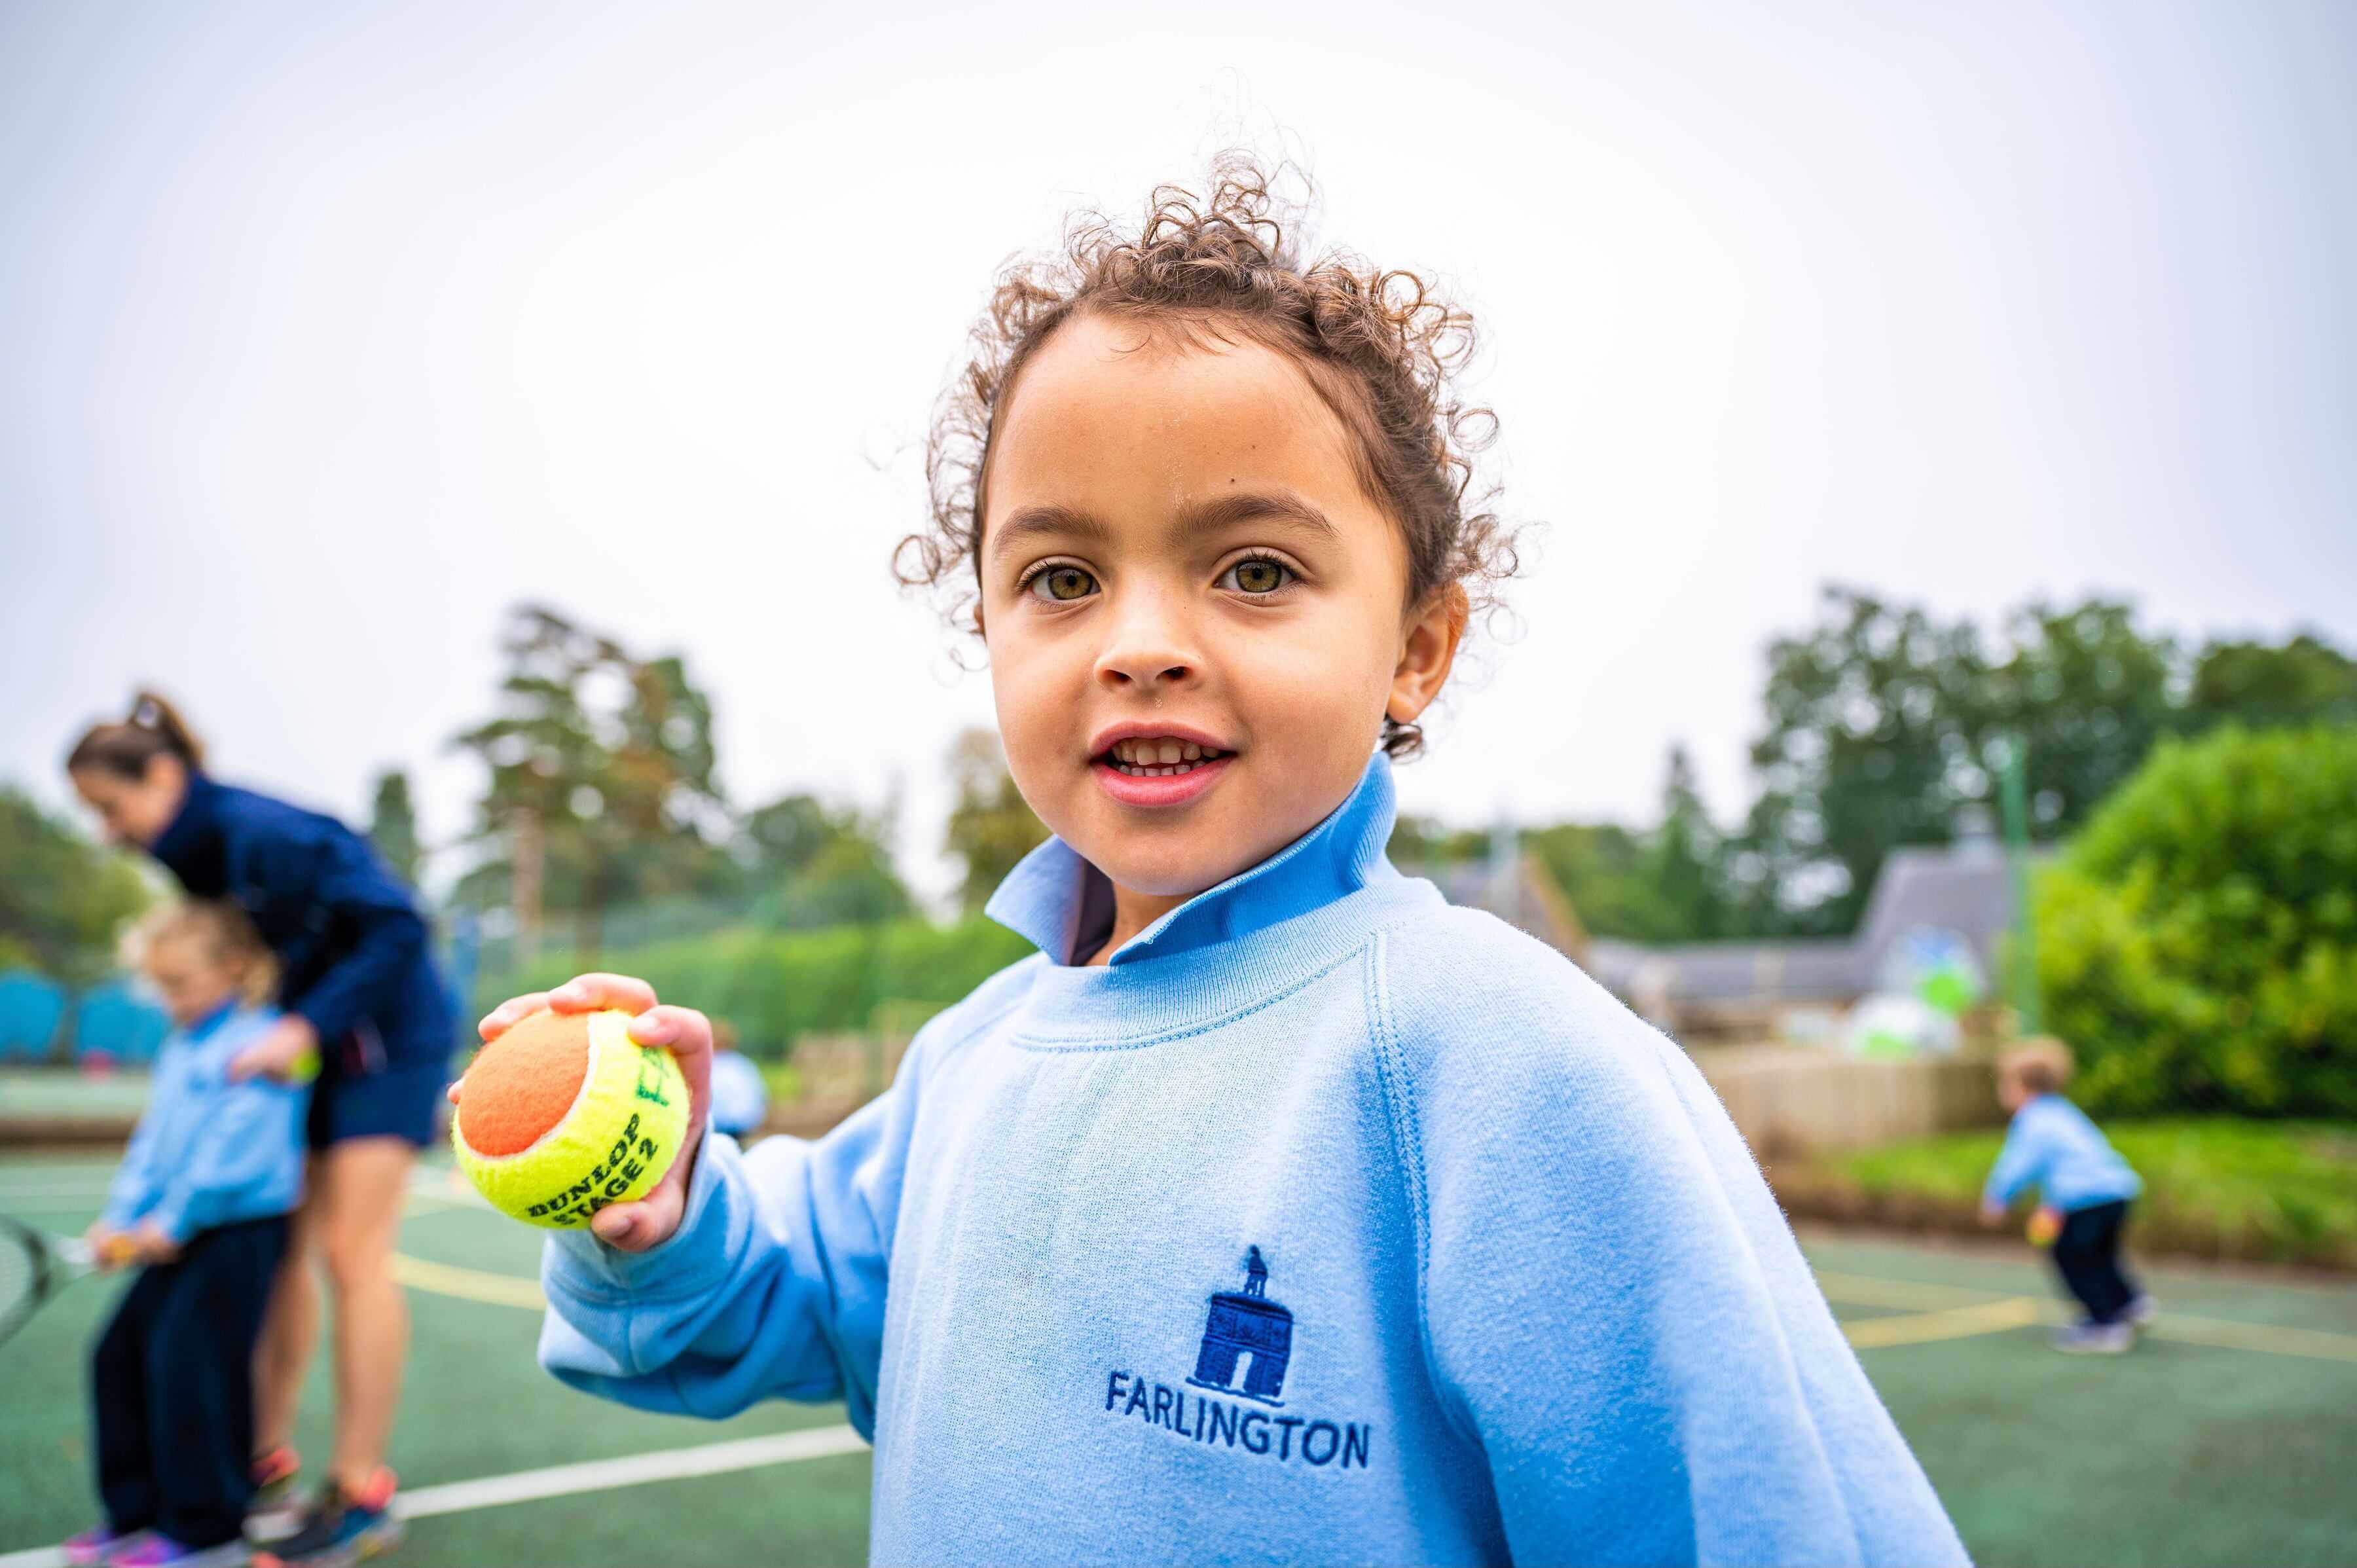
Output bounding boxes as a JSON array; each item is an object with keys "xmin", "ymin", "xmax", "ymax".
[
  {"xmin": 452, "ymin": 1008, "xmax": 689, "ymax": 1229},
  {"xmin": 2026, "ymin": 1208, "xmax": 2062, "ymax": 1247}
]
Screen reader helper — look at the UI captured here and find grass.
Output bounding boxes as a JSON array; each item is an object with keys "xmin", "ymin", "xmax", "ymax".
[{"xmin": 1820, "ymin": 1118, "xmax": 2357, "ymax": 1269}]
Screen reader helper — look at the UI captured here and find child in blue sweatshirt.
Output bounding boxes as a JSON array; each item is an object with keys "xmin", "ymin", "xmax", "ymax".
[
  {"xmin": 68, "ymin": 902, "xmax": 311, "ymax": 1568},
  {"xmin": 471, "ymin": 161, "xmax": 1967, "ymax": 1567},
  {"xmin": 1981, "ymin": 1038, "xmax": 2149, "ymax": 1353}
]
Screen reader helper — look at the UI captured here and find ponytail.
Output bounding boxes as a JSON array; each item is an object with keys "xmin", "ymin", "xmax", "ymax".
[{"xmin": 66, "ymin": 689, "xmax": 208, "ymax": 781}]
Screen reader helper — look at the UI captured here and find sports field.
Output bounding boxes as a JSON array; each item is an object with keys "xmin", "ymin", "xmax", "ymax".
[{"xmin": 3, "ymin": 1150, "xmax": 2352, "ymax": 1568}]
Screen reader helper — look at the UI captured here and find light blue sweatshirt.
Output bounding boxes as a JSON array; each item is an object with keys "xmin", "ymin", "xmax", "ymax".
[
  {"xmin": 540, "ymin": 754, "xmax": 1966, "ymax": 1567},
  {"xmin": 101, "ymin": 1001, "xmax": 309, "ymax": 1243},
  {"xmin": 1982, "ymin": 1093, "xmax": 2142, "ymax": 1213}
]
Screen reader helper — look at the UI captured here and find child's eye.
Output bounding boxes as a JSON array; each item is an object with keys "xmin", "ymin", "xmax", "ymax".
[
  {"xmin": 1026, "ymin": 565, "xmax": 1099, "ymax": 602},
  {"xmin": 1220, "ymin": 557, "xmax": 1294, "ymax": 595}
]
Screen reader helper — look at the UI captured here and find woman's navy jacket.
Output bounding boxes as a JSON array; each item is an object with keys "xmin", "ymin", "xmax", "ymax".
[{"xmin": 150, "ymin": 771, "xmax": 454, "ymax": 1073}]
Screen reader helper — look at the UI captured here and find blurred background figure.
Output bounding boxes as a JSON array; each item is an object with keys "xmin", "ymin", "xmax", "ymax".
[
  {"xmin": 704, "ymin": 1020, "xmax": 769, "ymax": 1142},
  {"xmin": 65, "ymin": 694, "xmax": 452, "ymax": 1567}
]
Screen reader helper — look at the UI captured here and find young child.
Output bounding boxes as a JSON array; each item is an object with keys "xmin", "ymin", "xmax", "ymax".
[
  {"xmin": 1981, "ymin": 1037, "xmax": 2150, "ymax": 1353},
  {"xmin": 474, "ymin": 160, "xmax": 1967, "ymax": 1565},
  {"xmin": 67, "ymin": 903, "xmax": 310, "ymax": 1568}
]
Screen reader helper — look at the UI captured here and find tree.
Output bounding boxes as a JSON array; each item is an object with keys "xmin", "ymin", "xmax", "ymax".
[
  {"xmin": 0, "ymin": 787, "xmax": 155, "ymax": 983},
  {"xmin": 1738, "ymin": 587, "xmax": 1988, "ymax": 932},
  {"xmin": 2034, "ymin": 725, "xmax": 2357, "ymax": 1116},
  {"xmin": 736, "ymin": 792, "xmax": 912, "ymax": 928},
  {"xmin": 367, "ymin": 768, "xmax": 422, "ymax": 888},
  {"xmin": 1975, "ymin": 598, "xmax": 2177, "ymax": 835},
  {"xmin": 2185, "ymin": 634, "xmax": 2357, "ymax": 731},
  {"xmin": 943, "ymin": 730, "xmax": 1047, "ymax": 913},
  {"xmin": 1736, "ymin": 587, "xmax": 2184, "ymax": 932},
  {"xmin": 450, "ymin": 605, "xmax": 730, "ymax": 957},
  {"xmin": 1646, "ymin": 744, "xmax": 1731, "ymax": 940}
]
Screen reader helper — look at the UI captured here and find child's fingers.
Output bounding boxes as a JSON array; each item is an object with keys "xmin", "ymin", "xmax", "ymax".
[
  {"xmin": 588, "ymin": 1182, "xmax": 687, "ymax": 1252},
  {"xmin": 548, "ymin": 974, "xmax": 661, "ymax": 1015},
  {"xmin": 625, "ymin": 1005, "xmax": 712, "ymax": 1059},
  {"xmin": 479, "ymin": 993, "xmax": 551, "ymax": 1040}
]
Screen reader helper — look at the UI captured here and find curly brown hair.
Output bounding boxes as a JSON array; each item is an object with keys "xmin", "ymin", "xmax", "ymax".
[{"xmin": 896, "ymin": 153, "xmax": 1524, "ymax": 757}]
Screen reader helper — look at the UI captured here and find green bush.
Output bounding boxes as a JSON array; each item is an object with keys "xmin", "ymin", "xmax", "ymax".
[
  {"xmin": 477, "ymin": 917, "xmax": 1034, "ymax": 1057},
  {"xmin": 2033, "ymin": 724, "xmax": 2357, "ymax": 1116}
]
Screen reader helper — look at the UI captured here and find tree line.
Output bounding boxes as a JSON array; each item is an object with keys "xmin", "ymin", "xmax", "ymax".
[{"xmin": 5, "ymin": 590, "xmax": 2350, "ymax": 984}]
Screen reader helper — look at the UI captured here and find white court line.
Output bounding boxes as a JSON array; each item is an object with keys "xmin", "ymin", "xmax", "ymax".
[
  {"xmin": 400, "ymin": 1424, "xmax": 868, "ymax": 1518},
  {"xmin": 0, "ymin": 1427, "xmax": 869, "ymax": 1568}
]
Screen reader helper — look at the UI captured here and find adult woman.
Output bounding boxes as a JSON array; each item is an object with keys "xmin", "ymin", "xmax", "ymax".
[{"xmin": 69, "ymin": 693, "xmax": 452, "ymax": 1566}]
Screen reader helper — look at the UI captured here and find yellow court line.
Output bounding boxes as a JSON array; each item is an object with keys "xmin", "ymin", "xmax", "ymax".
[
  {"xmin": 1818, "ymin": 1270, "xmax": 2357, "ymax": 1363},
  {"xmin": 1814, "ymin": 1271, "xmax": 2006, "ymax": 1313},
  {"xmin": 1842, "ymin": 1296, "xmax": 2046, "ymax": 1349},
  {"xmin": 379, "ymin": 1241, "xmax": 2357, "ymax": 1363},
  {"xmin": 390, "ymin": 1252, "xmax": 547, "ymax": 1310},
  {"xmin": 2149, "ymin": 1313, "xmax": 2357, "ymax": 1364}
]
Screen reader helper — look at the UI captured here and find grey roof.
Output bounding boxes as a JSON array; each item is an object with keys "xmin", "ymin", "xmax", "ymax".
[
  {"xmin": 1854, "ymin": 842, "xmax": 2036, "ymax": 981},
  {"xmin": 1582, "ymin": 833, "xmax": 2049, "ymax": 1009},
  {"xmin": 1586, "ymin": 937, "xmax": 1864, "ymax": 1004}
]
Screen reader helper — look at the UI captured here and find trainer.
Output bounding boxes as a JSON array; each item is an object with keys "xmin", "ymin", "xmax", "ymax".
[{"xmin": 67, "ymin": 690, "xmax": 450, "ymax": 1565}]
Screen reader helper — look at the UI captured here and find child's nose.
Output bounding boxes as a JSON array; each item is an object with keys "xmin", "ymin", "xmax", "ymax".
[{"xmin": 1094, "ymin": 593, "xmax": 1200, "ymax": 691}]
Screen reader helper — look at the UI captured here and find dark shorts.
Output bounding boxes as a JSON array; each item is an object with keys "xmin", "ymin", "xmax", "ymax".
[{"xmin": 305, "ymin": 1058, "xmax": 448, "ymax": 1150}]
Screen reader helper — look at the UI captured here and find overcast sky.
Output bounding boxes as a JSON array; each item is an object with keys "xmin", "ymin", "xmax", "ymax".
[{"xmin": 5, "ymin": 0, "xmax": 2352, "ymax": 907}]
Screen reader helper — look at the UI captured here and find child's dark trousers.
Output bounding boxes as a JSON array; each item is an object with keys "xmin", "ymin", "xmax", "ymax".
[
  {"xmin": 90, "ymin": 1214, "xmax": 289, "ymax": 1549},
  {"xmin": 2051, "ymin": 1199, "xmax": 2141, "ymax": 1326}
]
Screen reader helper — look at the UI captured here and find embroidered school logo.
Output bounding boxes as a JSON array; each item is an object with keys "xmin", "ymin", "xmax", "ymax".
[
  {"xmin": 1188, "ymin": 1245, "xmax": 1292, "ymax": 1404},
  {"xmin": 1099, "ymin": 1247, "xmax": 1373, "ymax": 1471}
]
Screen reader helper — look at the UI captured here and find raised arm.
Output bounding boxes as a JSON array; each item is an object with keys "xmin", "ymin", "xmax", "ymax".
[{"xmin": 471, "ymin": 974, "xmax": 919, "ymax": 1438}]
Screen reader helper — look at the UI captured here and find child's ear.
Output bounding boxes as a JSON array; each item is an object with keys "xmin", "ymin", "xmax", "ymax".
[{"xmin": 1388, "ymin": 584, "xmax": 1467, "ymax": 727}]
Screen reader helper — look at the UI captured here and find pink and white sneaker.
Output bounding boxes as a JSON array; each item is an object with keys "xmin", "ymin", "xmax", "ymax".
[
  {"xmin": 107, "ymin": 1533, "xmax": 253, "ymax": 1566},
  {"xmin": 61, "ymin": 1527, "xmax": 141, "ymax": 1567}
]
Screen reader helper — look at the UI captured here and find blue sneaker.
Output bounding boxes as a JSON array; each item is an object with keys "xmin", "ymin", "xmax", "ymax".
[{"xmin": 249, "ymin": 1470, "xmax": 402, "ymax": 1567}]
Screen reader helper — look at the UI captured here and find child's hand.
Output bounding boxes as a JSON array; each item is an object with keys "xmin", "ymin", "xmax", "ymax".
[
  {"xmin": 82, "ymin": 1223, "xmax": 134, "ymax": 1272},
  {"xmin": 130, "ymin": 1220, "xmax": 180, "ymax": 1265},
  {"xmin": 464, "ymin": 974, "xmax": 713, "ymax": 1254},
  {"xmin": 1978, "ymin": 1201, "xmax": 2005, "ymax": 1227},
  {"xmin": 228, "ymin": 1014, "xmax": 321, "ymax": 1083}
]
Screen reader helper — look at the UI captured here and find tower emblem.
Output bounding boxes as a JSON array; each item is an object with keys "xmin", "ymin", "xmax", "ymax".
[{"xmin": 1186, "ymin": 1245, "xmax": 1294, "ymax": 1406}]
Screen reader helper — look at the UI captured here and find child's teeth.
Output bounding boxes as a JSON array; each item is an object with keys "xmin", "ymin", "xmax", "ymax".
[{"xmin": 1102, "ymin": 738, "xmax": 1231, "ymax": 775}]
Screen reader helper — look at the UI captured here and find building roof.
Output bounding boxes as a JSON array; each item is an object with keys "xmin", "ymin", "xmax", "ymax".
[{"xmin": 1581, "ymin": 826, "xmax": 2049, "ymax": 1010}]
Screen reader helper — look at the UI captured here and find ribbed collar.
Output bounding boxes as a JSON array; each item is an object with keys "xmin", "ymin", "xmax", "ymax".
[
  {"xmin": 985, "ymin": 750, "xmax": 1442, "ymax": 1046},
  {"xmin": 150, "ymin": 771, "xmax": 228, "ymax": 896}
]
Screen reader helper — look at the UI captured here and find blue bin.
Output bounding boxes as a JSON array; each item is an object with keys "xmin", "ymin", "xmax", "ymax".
[
  {"xmin": 75, "ymin": 981, "xmax": 173, "ymax": 1065},
  {"xmin": 0, "ymin": 971, "xmax": 68, "ymax": 1060}
]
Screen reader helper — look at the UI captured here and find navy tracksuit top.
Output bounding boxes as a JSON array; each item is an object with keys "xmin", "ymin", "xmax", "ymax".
[{"xmin": 149, "ymin": 771, "xmax": 453, "ymax": 1072}]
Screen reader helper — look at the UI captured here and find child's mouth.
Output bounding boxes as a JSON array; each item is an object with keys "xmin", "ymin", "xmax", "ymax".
[{"xmin": 1098, "ymin": 737, "xmax": 1231, "ymax": 778}]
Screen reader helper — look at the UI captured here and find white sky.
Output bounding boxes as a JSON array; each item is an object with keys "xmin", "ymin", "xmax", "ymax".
[{"xmin": 5, "ymin": 0, "xmax": 2352, "ymax": 908}]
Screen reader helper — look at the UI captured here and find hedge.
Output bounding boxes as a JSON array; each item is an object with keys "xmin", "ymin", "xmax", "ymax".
[
  {"xmin": 2032, "ymin": 724, "xmax": 2357, "ymax": 1116},
  {"xmin": 475, "ymin": 917, "xmax": 1034, "ymax": 1057}
]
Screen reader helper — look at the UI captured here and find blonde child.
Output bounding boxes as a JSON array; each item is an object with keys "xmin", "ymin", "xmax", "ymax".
[
  {"xmin": 471, "ymin": 159, "xmax": 1966, "ymax": 1565},
  {"xmin": 67, "ymin": 903, "xmax": 310, "ymax": 1568},
  {"xmin": 1982, "ymin": 1038, "xmax": 2151, "ymax": 1353}
]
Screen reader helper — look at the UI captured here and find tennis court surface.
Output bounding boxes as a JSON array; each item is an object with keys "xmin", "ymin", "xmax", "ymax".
[{"xmin": 4, "ymin": 1150, "xmax": 2351, "ymax": 1568}]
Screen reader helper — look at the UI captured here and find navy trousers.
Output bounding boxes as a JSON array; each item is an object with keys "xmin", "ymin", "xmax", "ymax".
[
  {"xmin": 90, "ymin": 1215, "xmax": 289, "ymax": 1548},
  {"xmin": 2051, "ymin": 1199, "xmax": 2141, "ymax": 1326}
]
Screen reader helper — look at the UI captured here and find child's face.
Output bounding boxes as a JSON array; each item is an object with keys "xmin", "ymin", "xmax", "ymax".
[
  {"xmin": 978, "ymin": 313, "xmax": 1459, "ymax": 900},
  {"xmin": 143, "ymin": 935, "xmax": 240, "ymax": 1028}
]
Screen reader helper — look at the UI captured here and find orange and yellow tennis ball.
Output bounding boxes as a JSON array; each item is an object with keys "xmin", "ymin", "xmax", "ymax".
[
  {"xmin": 451, "ymin": 1008, "xmax": 688, "ymax": 1229},
  {"xmin": 2026, "ymin": 1207, "xmax": 2062, "ymax": 1247}
]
